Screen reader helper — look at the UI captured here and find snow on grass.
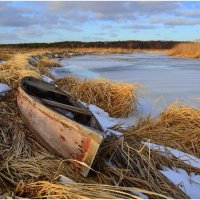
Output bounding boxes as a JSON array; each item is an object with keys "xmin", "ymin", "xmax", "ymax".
[
  {"xmin": 133, "ymin": 192, "xmax": 149, "ymax": 199},
  {"xmin": 161, "ymin": 167, "xmax": 200, "ymax": 199},
  {"xmin": 141, "ymin": 141, "xmax": 200, "ymax": 198},
  {"xmin": 56, "ymin": 175, "xmax": 75, "ymax": 184},
  {"xmin": 0, "ymin": 83, "xmax": 11, "ymax": 96},
  {"xmin": 143, "ymin": 141, "xmax": 200, "ymax": 169},
  {"xmin": 85, "ymin": 104, "xmax": 137, "ymax": 136},
  {"xmin": 42, "ymin": 75, "xmax": 54, "ymax": 83}
]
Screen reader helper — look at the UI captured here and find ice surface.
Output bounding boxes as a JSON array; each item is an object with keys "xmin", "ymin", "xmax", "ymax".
[
  {"xmin": 0, "ymin": 83, "xmax": 11, "ymax": 96},
  {"xmin": 51, "ymin": 53, "xmax": 200, "ymax": 116},
  {"xmin": 51, "ymin": 64, "xmax": 99, "ymax": 79}
]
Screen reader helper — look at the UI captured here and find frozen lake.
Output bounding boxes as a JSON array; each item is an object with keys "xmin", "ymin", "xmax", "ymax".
[{"xmin": 52, "ymin": 53, "xmax": 200, "ymax": 115}]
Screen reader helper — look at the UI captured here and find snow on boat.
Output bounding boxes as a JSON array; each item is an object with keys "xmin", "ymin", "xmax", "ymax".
[{"xmin": 17, "ymin": 76, "xmax": 104, "ymax": 177}]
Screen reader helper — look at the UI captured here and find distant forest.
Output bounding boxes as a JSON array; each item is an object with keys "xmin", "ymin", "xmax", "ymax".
[{"xmin": 0, "ymin": 40, "xmax": 182, "ymax": 49}]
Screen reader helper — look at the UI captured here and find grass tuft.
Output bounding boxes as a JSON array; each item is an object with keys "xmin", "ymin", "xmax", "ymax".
[
  {"xmin": 122, "ymin": 100, "xmax": 200, "ymax": 158},
  {"xmin": 55, "ymin": 76, "xmax": 139, "ymax": 118}
]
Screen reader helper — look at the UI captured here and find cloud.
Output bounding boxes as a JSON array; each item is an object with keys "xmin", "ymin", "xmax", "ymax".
[
  {"xmin": 124, "ymin": 24, "xmax": 158, "ymax": 30},
  {"xmin": 0, "ymin": 31, "xmax": 22, "ymax": 43},
  {"xmin": 17, "ymin": 28, "xmax": 44, "ymax": 37},
  {"xmin": 175, "ymin": 10, "xmax": 200, "ymax": 18},
  {"xmin": 150, "ymin": 17, "xmax": 200, "ymax": 26},
  {"xmin": 0, "ymin": 1, "xmax": 199, "ymax": 42},
  {"xmin": 0, "ymin": 2, "xmax": 40, "ymax": 27},
  {"xmin": 46, "ymin": 1, "xmax": 180, "ymax": 22}
]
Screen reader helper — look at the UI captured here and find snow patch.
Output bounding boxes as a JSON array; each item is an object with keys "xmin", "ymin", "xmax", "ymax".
[
  {"xmin": 86, "ymin": 104, "xmax": 136, "ymax": 135},
  {"xmin": 143, "ymin": 142, "xmax": 200, "ymax": 169},
  {"xmin": 133, "ymin": 192, "xmax": 149, "ymax": 199},
  {"xmin": 142, "ymin": 142, "xmax": 200, "ymax": 198},
  {"xmin": 56, "ymin": 175, "xmax": 75, "ymax": 184},
  {"xmin": 0, "ymin": 83, "xmax": 11, "ymax": 96},
  {"xmin": 161, "ymin": 167, "xmax": 200, "ymax": 199},
  {"xmin": 42, "ymin": 75, "xmax": 54, "ymax": 83}
]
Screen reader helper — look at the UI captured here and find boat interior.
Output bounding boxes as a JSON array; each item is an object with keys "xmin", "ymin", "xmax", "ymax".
[{"xmin": 20, "ymin": 76, "xmax": 103, "ymax": 132}]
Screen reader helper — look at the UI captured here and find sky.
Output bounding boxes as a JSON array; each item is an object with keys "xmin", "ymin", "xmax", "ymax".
[{"xmin": 0, "ymin": 1, "xmax": 200, "ymax": 43}]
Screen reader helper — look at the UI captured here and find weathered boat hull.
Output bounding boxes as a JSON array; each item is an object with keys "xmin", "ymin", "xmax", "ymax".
[{"xmin": 17, "ymin": 87, "xmax": 103, "ymax": 177}]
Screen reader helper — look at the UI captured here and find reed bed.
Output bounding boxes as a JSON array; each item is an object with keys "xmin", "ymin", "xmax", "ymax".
[
  {"xmin": 55, "ymin": 76, "xmax": 139, "ymax": 118},
  {"xmin": 168, "ymin": 42, "xmax": 200, "ymax": 58},
  {"xmin": 122, "ymin": 100, "xmax": 200, "ymax": 158},
  {"xmin": 0, "ymin": 49, "xmax": 196, "ymax": 198}
]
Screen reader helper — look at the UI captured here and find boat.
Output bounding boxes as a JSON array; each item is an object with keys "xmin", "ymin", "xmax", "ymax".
[{"xmin": 17, "ymin": 76, "xmax": 104, "ymax": 177}]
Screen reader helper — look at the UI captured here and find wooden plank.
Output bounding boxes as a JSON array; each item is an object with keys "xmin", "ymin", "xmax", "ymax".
[{"xmin": 40, "ymin": 98, "xmax": 92, "ymax": 116}]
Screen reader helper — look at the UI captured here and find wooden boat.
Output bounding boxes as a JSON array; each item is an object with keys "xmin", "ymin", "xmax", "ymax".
[{"xmin": 17, "ymin": 76, "xmax": 104, "ymax": 177}]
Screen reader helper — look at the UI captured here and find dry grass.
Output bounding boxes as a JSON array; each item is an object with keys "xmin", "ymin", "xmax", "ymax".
[
  {"xmin": 94, "ymin": 135, "xmax": 189, "ymax": 199},
  {"xmin": 0, "ymin": 93, "xmax": 180, "ymax": 198},
  {"xmin": 122, "ymin": 100, "xmax": 200, "ymax": 158},
  {"xmin": 14, "ymin": 181, "xmax": 167, "ymax": 199},
  {"xmin": 0, "ymin": 92, "xmax": 87, "ymax": 193},
  {"xmin": 0, "ymin": 48, "xmax": 18, "ymax": 60},
  {"xmin": 34, "ymin": 57, "xmax": 61, "ymax": 79},
  {"xmin": 59, "ymin": 48, "xmax": 167, "ymax": 55},
  {"xmin": 55, "ymin": 76, "xmax": 139, "ymax": 118},
  {"xmin": 0, "ymin": 91, "xmax": 191, "ymax": 198},
  {"xmin": 168, "ymin": 42, "xmax": 200, "ymax": 58},
  {"xmin": 0, "ymin": 50, "xmax": 62, "ymax": 89},
  {"xmin": 35, "ymin": 57, "xmax": 61, "ymax": 68},
  {"xmin": 0, "ymin": 53, "xmax": 40, "ymax": 89}
]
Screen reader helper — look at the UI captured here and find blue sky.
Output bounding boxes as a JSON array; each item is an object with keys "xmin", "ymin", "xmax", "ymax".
[{"xmin": 0, "ymin": 1, "xmax": 200, "ymax": 43}]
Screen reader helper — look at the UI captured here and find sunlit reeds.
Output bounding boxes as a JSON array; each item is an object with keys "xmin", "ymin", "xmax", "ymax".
[
  {"xmin": 14, "ymin": 181, "xmax": 167, "ymax": 199},
  {"xmin": 168, "ymin": 42, "xmax": 200, "ymax": 58},
  {"xmin": 55, "ymin": 76, "xmax": 139, "ymax": 118},
  {"xmin": 122, "ymin": 100, "xmax": 200, "ymax": 158}
]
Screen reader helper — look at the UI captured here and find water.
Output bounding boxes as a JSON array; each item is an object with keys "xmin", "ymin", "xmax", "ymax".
[{"xmin": 51, "ymin": 53, "xmax": 200, "ymax": 115}]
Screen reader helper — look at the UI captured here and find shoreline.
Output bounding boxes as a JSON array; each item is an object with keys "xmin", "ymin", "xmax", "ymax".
[{"xmin": 1, "ymin": 46, "xmax": 200, "ymax": 61}]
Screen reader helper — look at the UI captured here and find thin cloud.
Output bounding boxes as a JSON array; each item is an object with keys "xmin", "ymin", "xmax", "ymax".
[{"xmin": 150, "ymin": 17, "xmax": 200, "ymax": 26}]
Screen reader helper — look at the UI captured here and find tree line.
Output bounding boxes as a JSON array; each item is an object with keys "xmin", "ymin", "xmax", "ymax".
[{"xmin": 0, "ymin": 40, "xmax": 182, "ymax": 49}]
